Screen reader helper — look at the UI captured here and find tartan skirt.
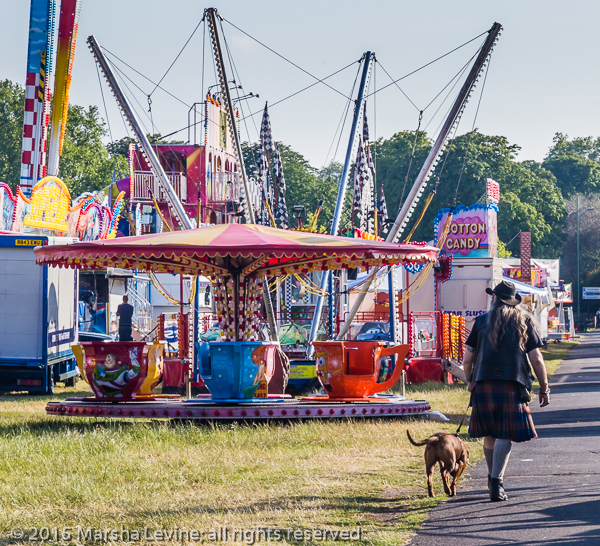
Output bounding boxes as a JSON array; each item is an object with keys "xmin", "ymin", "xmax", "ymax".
[{"xmin": 469, "ymin": 380, "xmax": 537, "ymax": 443}]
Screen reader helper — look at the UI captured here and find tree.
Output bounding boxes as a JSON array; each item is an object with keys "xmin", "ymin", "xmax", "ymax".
[
  {"xmin": 0, "ymin": 80, "xmax": 25, "ymax": 191},
  {"xmin": 543, "ymin": 133, "xmax": 600, "ymax": 197},
  {"xmin": 374, "ymin": 130, "xmax": 432, "ymax": 219},
  {"xmin": 376, "ymin": 130, "xmax": 567, "ymax": 257},
  {"xmin": 560, "ymin": 194, "xmax": 600, "ymax": 289},
  {"xmin": 0, "ymin": 80, "xmax": 126, "ymax": 197},
  {"xmin": 106, "ymin": 136, "xmax": 137, "ymax": 160},
  {"xmin": 60, "ymin": 104, "xmax": 127, "ymax": 197},
  {"xmin": 241, "ymin": 141, "xmax": 341, "ymax": 231}
]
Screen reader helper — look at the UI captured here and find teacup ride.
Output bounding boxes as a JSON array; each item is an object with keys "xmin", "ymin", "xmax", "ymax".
[
  {"xmin": 72, "ymin": 340, "xmax": 165, "ymax": 399},
  {"xmin": 310, "ymin": 341, "xmax": 410, "ymax": 401},
  {"xmin": 36, "ymin": 224, "xmax": 437, "ymax": 418}
]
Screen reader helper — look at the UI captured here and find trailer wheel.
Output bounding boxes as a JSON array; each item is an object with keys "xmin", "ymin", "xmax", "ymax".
[{"xmin": 64, "ymin": 376, "xmax": 77, "ymax": 388}]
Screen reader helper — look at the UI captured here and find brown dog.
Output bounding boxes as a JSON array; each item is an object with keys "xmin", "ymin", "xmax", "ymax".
[{"xmin": 407, "ymin": 429, "xmax": 469, "ymax": 497}]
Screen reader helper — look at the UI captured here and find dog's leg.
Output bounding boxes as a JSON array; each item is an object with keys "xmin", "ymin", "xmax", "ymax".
[
  {"xmin": 426, "ymin": 463, "xmax": 435, "ymax": 497},
  {"xmin": 440, "ymin": 465, "xmax": 452, "ymax": 496},
  {"xmin": 451, "ymin": 462, "xmax": 467, "ymax": 496},
  {"xmin": 440, "ymin": 461, "xmax": 452, "ymax": 497}
]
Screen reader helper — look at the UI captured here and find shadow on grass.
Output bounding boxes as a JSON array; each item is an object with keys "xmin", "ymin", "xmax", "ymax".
[
  {"xmin": 0, "ymin": 413, "xmax": 450, "ymax": 439},
  {"xmin": 0, "ymin": 388, "xmax": 92, "ymax": 404},
  {"xmin": 129, "ymin": 490, "xmax": 438, "ymax": 524}
]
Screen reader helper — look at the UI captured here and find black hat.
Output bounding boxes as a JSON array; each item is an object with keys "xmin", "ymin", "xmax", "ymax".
[{"xmin": 485, "ymin": 280, "xmax": 522, "ymax": 306}]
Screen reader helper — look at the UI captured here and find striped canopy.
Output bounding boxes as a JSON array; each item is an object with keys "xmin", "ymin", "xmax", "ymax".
[{"xmin": 34, "ymin": 223, "xmax": 438, "ymax": 277}]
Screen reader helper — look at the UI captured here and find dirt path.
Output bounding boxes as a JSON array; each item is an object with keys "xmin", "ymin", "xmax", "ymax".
[{"xmin": 409, "ymin": 331, "xmax": 600, "ymax": 545}]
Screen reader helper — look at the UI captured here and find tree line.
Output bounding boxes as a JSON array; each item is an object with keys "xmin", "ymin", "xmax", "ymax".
[{"xmin": 1, "ymin": 78, "xmax": 599, "ymax": 289}]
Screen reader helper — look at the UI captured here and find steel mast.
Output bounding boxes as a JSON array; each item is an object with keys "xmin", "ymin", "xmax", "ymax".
[
  {"xmin": 306, "ymin": 52, "xmax": 374, "ymax": 352},
  {"xmin": 205, "ymin": 8, "xmax": 255, "ymax": 224},
  {"xmin": 205, "ymin": 8, "xmax": 279, "ymax": 341},
  {"xmin": 88, "ymin": 35, "xmax": 193, "ymax": 230},
  {"xmin": 337, "ymin": 22, "xmax": 503, "ymax": 340}
]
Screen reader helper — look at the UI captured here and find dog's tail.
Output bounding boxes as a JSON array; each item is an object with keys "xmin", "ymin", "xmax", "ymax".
[{"xmin": 406, "ymin": 429, "xmax": 437, "ymax": 447}]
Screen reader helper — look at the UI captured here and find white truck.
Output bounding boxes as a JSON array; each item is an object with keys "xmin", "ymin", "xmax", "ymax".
[{"xmin": 0, "ymin": 233, "xmax": 78, "ymax": 393}]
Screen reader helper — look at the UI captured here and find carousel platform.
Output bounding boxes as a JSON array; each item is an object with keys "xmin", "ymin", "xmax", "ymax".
[{"xmin": 45, "ymin": 395, "xmax": 432, "ymax": 422}]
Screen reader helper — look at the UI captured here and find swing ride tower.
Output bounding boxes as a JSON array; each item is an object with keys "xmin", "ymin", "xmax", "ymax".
[{"xmin": 337, "ymin": 22, "xmax": 503, "ymax": 341}]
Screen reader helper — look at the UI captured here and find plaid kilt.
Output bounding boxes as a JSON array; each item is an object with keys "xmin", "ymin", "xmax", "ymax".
[{"xmin": 469, "ymin": 380, "xmax": 537, "ymax": 443}]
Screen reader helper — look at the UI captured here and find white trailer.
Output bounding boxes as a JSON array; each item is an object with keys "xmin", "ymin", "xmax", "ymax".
[
  {"xmin": 438, "ymin": 257, "xmax": 504, "ymax": 331},
  {"xmin": 407, "ymin": 256, "xmax": 504, "ymax": 331},
  {"xmin": 0, "ymin": 233, "xmax": 78, "ymax": 393}
]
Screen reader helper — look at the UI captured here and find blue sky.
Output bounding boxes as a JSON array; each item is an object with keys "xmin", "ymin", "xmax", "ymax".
[{"xmin": 2, "ymin": 0, "xmax": 599, "ymax": 167}]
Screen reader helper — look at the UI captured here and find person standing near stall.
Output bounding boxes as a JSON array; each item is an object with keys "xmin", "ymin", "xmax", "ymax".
[
  {"xmin": 116, "ymin": 295, "xmax": 134, "ymax": 342},
  {"xmin": 462, "ymin": 281, "xmax": 550, "ymax": 502}
]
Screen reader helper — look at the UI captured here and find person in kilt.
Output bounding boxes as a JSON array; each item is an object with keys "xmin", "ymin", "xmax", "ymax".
[{"xmin": 463, "ymin": 280, "xmax": 550, "ymax": 502}]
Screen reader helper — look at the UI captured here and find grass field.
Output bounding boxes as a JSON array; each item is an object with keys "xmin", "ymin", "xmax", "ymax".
[{"xmin": 0, "ymin": 341, "xmax": 577, "ymax": 546}]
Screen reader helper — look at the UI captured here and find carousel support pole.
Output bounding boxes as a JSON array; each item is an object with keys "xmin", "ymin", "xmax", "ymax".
[
  {"xmin": 234, "ymin": 273, "xmax": 240, "ymax": 342},
  {"xmin": 181, "ymin": 275, "xmax": 191, "ymax": 399},
  {"xmin": 388, "ymin": 267, "xmax": 398, "ymax": 344},
  {"xmin": 193, "ymin": 275, "xmax": 201, "ymax": 388},
  {"xmin": 263, "ymin": 280, "xmax": 278, "ymax": 342},
  {"xmin": 276, "ymin": 278, "xmax": 281, "ymax": 330},
  {"xmin": 387, "ymin": 266, "xmax": 400, "ymax": 377},
  {"xmin": 328, "ymin": 272, "xmax": 334, "ymax": 339}
]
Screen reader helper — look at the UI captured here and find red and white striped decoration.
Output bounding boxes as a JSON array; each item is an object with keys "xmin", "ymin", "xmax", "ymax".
[{"xmin": 486, "ymin": 178, "xmax": 500, "ymax": 203}]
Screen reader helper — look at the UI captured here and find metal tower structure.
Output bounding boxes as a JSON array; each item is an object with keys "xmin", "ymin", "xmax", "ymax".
[
  {"xmin": 337, "ymin": 22, "xmax": 503, "ymax": 340},
  {"xmin": 87, "ymin": 35, "xmax": 193, "ymax": 230},
  {"xmin": 307, "ymin": 52, "xmax": 374, "ymax": 352}
]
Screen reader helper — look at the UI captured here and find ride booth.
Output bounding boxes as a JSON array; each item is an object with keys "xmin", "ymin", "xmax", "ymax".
[{"xmin": 404, "ymin": 199, "xmax": 500, "ymax": 383}]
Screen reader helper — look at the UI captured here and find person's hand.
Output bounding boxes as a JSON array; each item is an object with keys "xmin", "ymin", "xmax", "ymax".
[
  {"xmin": 539, "ymin": 391, "xmax": 550, "ymax": 407},
  {"xmin": 467, "ymin": 381, "xmax": 474, "ymax": 392}
]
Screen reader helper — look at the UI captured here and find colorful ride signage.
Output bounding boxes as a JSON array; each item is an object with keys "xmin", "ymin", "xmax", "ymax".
[
  {"xmin": 23, "ymin": 176, "xmax": 71, "ymax": 232},
  {"xmin": 434, "ymin": 203, "xmax": 498, "ymax": 258}
]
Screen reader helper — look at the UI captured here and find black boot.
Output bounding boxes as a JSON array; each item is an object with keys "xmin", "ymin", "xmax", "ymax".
[
  {"xmin": 489, "ymin": 478, "xmax": 508, "ymax": 501},
  {"xmin": 487, "ymin": 475, "xmax": 491, "ymax": 489}
]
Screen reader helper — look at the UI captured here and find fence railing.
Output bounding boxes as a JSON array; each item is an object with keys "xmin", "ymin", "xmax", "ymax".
[
  {"xmin": 132, "ymin": 171, "xmax": 187, "ymax": 202},
  {"xmin": 127, "ymin": 278, "xmax": 155, "ymax": 336},
  {"xmin": 208, "ymin": 172, "xmax": 239, "ymax": 202}
]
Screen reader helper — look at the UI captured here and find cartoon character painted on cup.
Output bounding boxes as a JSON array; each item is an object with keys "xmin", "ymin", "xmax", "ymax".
[{"xmin": 92, "ymin": 347, "xmax": 141, "ymax": 397}]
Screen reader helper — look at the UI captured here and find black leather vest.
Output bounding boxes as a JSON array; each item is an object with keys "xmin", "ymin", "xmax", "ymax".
[{"xmin": 472, "ymin": 314, "xmax": 534, "ymax": 389}]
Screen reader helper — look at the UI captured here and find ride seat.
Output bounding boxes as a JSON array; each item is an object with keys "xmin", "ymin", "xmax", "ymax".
[{"xmin": 345, "ymin": 343, "xmax": 375, "ymax": 375}]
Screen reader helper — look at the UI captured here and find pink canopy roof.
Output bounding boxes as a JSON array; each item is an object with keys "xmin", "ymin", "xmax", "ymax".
[{"xmin": 35, "ymin": 223, "xmax": 439, "ymax": 278}]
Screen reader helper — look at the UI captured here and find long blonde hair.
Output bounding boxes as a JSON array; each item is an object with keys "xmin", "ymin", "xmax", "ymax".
[{"xmin": 487, "ymin": 299, "xmax": 529, "ymax": 352}]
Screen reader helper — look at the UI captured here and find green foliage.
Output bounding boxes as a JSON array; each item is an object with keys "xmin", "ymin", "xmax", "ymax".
[
  {"xmin": 560, "ymin": 194, "xmax": 600, "ymax": 289},
  {"xmin": 546, "ymin": 132, "xmax": 600, "ymax": 161},
  {"xmin": 106, "ymin": 136, "xmax": 137, "ymax": 159},
  {"xmin": 543, "ymin": 154, "xmax": 600, "ymax": 198},
  {"xmin": 241, "ymin": 141, "xmax": 342, "ymax": 231},
  {"xmin": 60, "ymin": 104, "xmax": 127, "ymax": 197},
  {"xmin": 0, "ymin": 80, "xmax": 127, "ymax": 197},
  {"xmin": 0, "ymin": 80, "xmax": 25, "ymax": 191},
  {"xmin": 542, "ymin": 133, "xmax": 600, "ymax": 197},
  {"xmin": 496, "ymin": 239, "xmax": 512, "ymax": 258},
  {"xmin": 375, "ymin": 130, "xmax": 432, "ymax": 217},
  {"xmin": 383, "ymin": 131, "xmax": 567, "ymax": 257}
]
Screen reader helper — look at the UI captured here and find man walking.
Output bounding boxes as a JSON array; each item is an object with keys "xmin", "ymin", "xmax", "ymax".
[{"xmin": 116, "ymin": 295, "xmax": 134, "ymax": 341}]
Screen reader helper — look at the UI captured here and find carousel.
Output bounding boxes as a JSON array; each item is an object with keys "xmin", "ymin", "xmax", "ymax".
[{"xmin": 36, "ymin": 223, "xmax": 439, "ymax": 421}]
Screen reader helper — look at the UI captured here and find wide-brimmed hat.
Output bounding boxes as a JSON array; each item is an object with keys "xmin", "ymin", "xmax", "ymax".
[{"xmin": 485, "ymin": 280, "xmax": 522, "ymax": 306}]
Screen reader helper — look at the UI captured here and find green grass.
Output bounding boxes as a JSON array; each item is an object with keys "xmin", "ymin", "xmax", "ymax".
[{"xmin": 0, "ymin": 341, "xmax": 577, "ymax": 545}]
